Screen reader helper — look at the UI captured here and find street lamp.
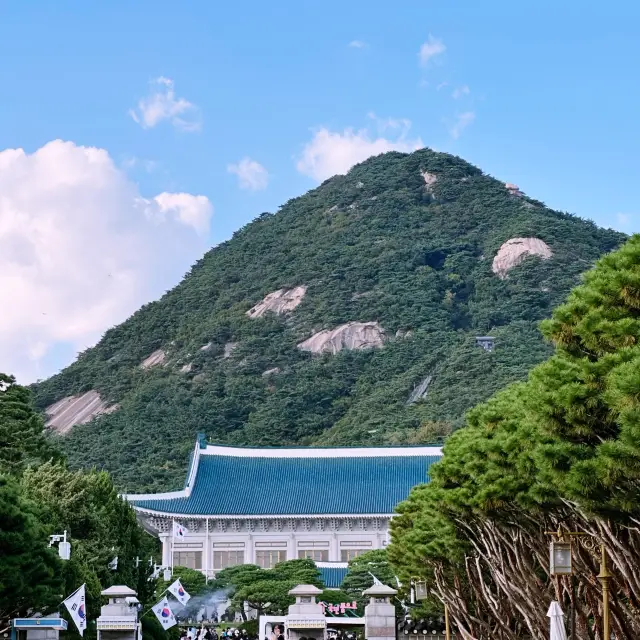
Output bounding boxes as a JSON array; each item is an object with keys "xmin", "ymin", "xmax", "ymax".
[
  {"xmin": 546, "ymin": 530, "xmax": 613, "ymax": 640},
  {"xmin": 549, "ymin": 541, "xmax": 572, "ymax": 575},
  {"xmin": 49, "ymin": 530, "xmax": 71, "ymax": 560},
  {"xmin": 413, "ymin": 579, "xmax": 450, "ymax": 640}
]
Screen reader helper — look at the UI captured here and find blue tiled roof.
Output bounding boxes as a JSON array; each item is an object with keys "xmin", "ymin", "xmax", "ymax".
[
  {"xmin": 129, "ymin": 454, "xmax": 440, "ymax": 516},
  {"xmin": 319, "ymin": 566, "xmax": 348, "ymax": 588}
]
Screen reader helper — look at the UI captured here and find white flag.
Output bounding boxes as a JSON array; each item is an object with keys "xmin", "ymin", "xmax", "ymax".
[
  {"xmin": 152, "ymin": 596, "xmax": 177, "ymax": 630},
  {"xmin": 108, "ymin": 556, "xmax": 118, "ymax": 571},
  {"xmin": 168, "ymin": 579, "xmax": 191, "ymax": 606},
  {"xmin": 173, "ymin": 521, "xmax": 188, "ymax": 539},
  {"xmin": 63, "ymin": 584, "xmax": 87, "ymax": 636}
]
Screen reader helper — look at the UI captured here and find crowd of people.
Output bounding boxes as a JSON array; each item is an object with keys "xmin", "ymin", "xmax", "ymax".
[{"xmin": 179, "ymin": 626, "xmax": 255, "ymax": 640}]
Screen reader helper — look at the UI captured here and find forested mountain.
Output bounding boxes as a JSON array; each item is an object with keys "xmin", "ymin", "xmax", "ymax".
[{"xmin": 32, "ymin": 149, "xmax": 625, "ymax": 492}]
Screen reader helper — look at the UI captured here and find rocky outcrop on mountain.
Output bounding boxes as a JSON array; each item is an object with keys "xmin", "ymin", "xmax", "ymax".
[
  {"xmin": 262, "ymin": 367, "xmax": 281, "ymax": 377},
  {"xmin": 505, "ymin": 182, "xmax": 524, "ymax": 196},
  {"xmin": 423, "ymin": 172, "xmax": 438, "ymax": 188},
  {"xmin": 297, "ymin": 321, "xmax": 385, "ymax": 355},
  {"xmin": 407, "ymin": 375, "xmax": 433, "ymax": 405},
  {"xmin": 45, "ymin": 390, "xmax": 119, "ymax": 434},
  {"xmin": 492, "ymin": 238, "xmax": 553, "ymax": 279},
  {"xmin": 247, "ymin": 286, "xmax": 307, "ymax": 318},
  {"xmin": 140, "ymin": 349, "xmax": 166, "ymax": 369},
  {"xmin": 223, "ymin": 342, "xmax": 238, "ymax": 358}
]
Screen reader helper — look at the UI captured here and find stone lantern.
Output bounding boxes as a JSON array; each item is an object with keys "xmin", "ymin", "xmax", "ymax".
[
  {"xmin": 363, "ymin": 584, "xmax": 397, "ymax": 640},
  {"xmin": 96, "ymin": 586, "xmax": 141, "ymax": 640},
  {"xmin": 285, "ymin": 585, "xmax": 326, "ymax": 640}
]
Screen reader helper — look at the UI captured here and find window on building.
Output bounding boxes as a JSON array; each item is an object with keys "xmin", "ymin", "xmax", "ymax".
[
  {"xmin": 173, "ymin": 551, "xmax": 202, "ymax": 569},
  {"xmin": 255, "ymin": 550, "xmax": 287, "ymax": 568},
  {"xmin": 213, "ymin": 550, "xmax": 245, "ymax": 570},
  {"xmin": 298, "ymin": 549, "xmax": 329, "ymax": 561},
  {"xmin": 340, "ymin": 549, "xmax": 368, "ymax": 562}
]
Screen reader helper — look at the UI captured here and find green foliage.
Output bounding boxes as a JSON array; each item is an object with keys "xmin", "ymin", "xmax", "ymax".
[
  {"xmin": 341, "ymin": 550, "xmax": 402, "ymax": 614},
  {"xmin": 388, "ymin": 235, "xmax": 640, "ymax": 638},
  {"xmin": 20, "ymin": 461, "xmax": 156, "ymax": 624},
  {"xmin": 31, "ymin": 149, "xmax": 625, "ymax": 491},
  {"xmin": 211, "ymin": 559, "xmax": 321, "ymax": 617},
  {"xmin": 0, "ymin": 474, "xmax": 62, "ymax": 619},
  {"xmin": 0, "ymin": 373, "xmax": 60, "ymax": 475}
]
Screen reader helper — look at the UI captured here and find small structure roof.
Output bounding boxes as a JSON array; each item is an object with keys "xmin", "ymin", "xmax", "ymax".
[
  {"xmin": 288, "ymin": 584, "xmax": 324, "ymax": 596},
  {"xmin": 319, "ymin": 565, "xmax": 348, "ymax": 588},
  {"xmin": 362, "ymin": 584, "xmax": 398, "ymax": 596},
  {"xmin": 101, "ymin": 585, "xmax": 137, "ymax": 597}
]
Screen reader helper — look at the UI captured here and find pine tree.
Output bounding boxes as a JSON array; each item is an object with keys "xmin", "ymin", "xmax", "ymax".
[{"xmin": 0, "ymin": 474, "xmax": 62, "ymax": 621}]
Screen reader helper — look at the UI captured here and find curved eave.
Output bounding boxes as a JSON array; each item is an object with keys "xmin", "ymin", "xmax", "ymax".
[{"xmin": 131, "ymin": 506, "xmax": 395, "ymax": 519}]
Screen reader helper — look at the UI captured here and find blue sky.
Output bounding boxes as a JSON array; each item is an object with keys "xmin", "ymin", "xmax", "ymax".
[{"xmin": 1, "ymin": 0, "xmax": 639, "ymax": 382}]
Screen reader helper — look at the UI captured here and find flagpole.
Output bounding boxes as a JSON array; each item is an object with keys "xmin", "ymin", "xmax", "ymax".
[{"xmin": 171, "ymin": 519, "xmax": 174, "ymax": 576}]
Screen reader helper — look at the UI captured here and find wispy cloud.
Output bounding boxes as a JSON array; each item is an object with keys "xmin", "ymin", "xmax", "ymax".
[
  {"xmin": 348, "ymin": 40, "xmax": 367, "ymax": 49},
  {"xmin": 450, "ymin": 112, "xmax": 475, "ymax": 139},
  {"xmin": 452, "ymin": 85, "xmax": 470, "ymax": 99},
  {"xmin": 122, "ymin": 156, "xmax": 159, "ymax": 173},
  {"xmin": 227, "ymin": 158, "xmax": 269, "ymax": 191},
  {"xmin": 419, "ymin": 35, "xmax": 446, "ymax": 66},
  {"xmin": 129, "ymin": 77, "xmax": 201, "ymax": 132}
]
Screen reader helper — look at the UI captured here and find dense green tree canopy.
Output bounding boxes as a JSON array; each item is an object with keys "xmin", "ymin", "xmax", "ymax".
[
  {"xmin": 389, "ymin": 235, "xmax": 640, "ymax": 639},
  {"xmin": 0, "ymin": 474, "xmax": 62, "ymax": 621},
  {"xmin": 31, "ymin": 149, "xmax": 624, "ymax": 491}
]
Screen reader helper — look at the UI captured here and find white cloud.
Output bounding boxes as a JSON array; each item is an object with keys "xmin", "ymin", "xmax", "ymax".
[
  {"xmin": 452, "ymin": 85, "xmax": 470, "ymax": 99},
  {"xmin": 296, "ymin": 117, "xmax": 423, "ymax": 182},
  {"xmin": 0, "ymin": 140, "xmax": 213, "ymax": 383},
  {"xmin": 348, "ymin": 40, "xmax": 366, "ymax": 48},
  {"xmin": 419, "ymin": 35, "xmax": 446, "ymax": 66},
  {"xmin": 227, "ymin": 157, "xmax": 269, "ymax": 191},
  {"xmin": 450, "ymin": 111, "xmax": 475, "ymax": 139},
  {"xmin": 129, "ymin": 77, "xmax": 201, "ymax": 131}
]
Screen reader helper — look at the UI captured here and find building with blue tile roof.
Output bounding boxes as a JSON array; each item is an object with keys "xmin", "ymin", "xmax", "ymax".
[{"xmin": 124, "ymin": 435, "xmax": 442, "ymax": 585}]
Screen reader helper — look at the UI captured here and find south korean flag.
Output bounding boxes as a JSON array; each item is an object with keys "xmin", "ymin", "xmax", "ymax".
[
  {"xmin": 173, "ymin": 521, "xmax": 188, "ymax": 539},
  {"xmin": 152, "ymin": 596, "xmax": 177, "ymax": 630},
  {"xmin": 168, "ymin": 579, "xmax": 191, "ymax": 606},
  {"xmin": 63, "ymin": 584, "xmax": 87, "ymax": 636}
]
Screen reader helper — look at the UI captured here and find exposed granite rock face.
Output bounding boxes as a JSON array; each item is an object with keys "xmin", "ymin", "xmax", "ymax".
[
  {"xmin": 246, "ymin": 286, "xmax": 307, "ymax": 319},
  {"xmin": 407, "ymin": 375, "xmax": 433, "ymax": 405},
  {"xmin": 297, "ymin": 321, "xmax": 385, "ymax": 355},
  {"xmin": 180, "ymin": 363, "xmax": 193, "ymax": 373},
  {"xmin": 140, "ymin": 349, "xmax": 166, "ymax": 369},
  {"xmin": 262, "ymin": 367, "xmax": 281, "ymax": 377},
  {"xmin": 200, "ymin": 342, "xmax": 212, "ymax": 351},
  {"xmin": 223, "ymin": 342, "xmax": 238, "ymax": 358},
  {"xmin": 422, "ymin": 171, "xmax": 438, "ymax": 188},
  {"xmin": 505, "ymin": 182, "xmax": 524, "ymax": 196},
  {"xmin": 45, "ymin": 390, "xmax": 119, "ymax": 434},
  {"xmin": 492, "ymin": 237, "xmax": 553, "ymax": 279}
]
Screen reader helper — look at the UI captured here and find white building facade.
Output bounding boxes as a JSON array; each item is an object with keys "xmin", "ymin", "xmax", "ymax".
[{"xmin": 125, "ymin": 435, "xmax": 442, "ymax": 586}]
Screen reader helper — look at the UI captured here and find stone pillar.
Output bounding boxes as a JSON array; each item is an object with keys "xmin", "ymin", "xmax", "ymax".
[
  {"xmin": 160, "ymin": 533, "xmax": 171, "ymax": 567},
  {"xmin": 246, "ymin": 535, "xmax": 254, "ymax": 564},
  {"xmin": 363, "ymin": 584, "xmax": 397, "ymax": 640},
  {"xmin": 330, "ymin": 534, "xmax": 339, "ymax": 562},
  {"xmin": 287, "ymin": 533, "xmax": 296, "ymax": 562}
]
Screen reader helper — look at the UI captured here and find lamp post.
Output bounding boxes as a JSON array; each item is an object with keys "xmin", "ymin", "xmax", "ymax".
[
  {"xmin": 597, "ymin": 545, "xmax": 611, "ymax": 640},
  {"xmin": 546, "ymin": 530, "xmax": 613, "ymax": 640},
  {"xmin": 413, "ymin": 579, "xmax": 451, "ymax": 640}
]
